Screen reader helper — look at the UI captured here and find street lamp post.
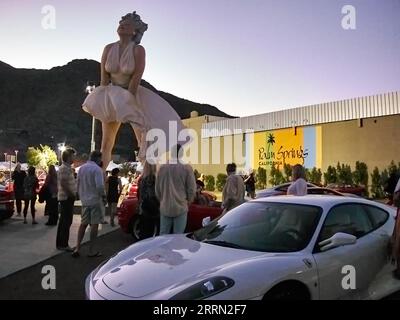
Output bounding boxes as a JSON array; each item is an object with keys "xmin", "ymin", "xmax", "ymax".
[
  {"xmin": 14, "ymin": 150, "xmax": 18, "ymax": 164},
  {"xmin": 91, "ymin": 116, "xmax": 96, "ymax": 152},
  {"xmin": 86, "ymin": 82, "xmax": 96, "ymax": 152}
]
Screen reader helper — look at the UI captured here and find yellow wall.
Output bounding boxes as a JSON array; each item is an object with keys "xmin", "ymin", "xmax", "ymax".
[
  {"xmin": 320, "ymin": 115, "xmax": 400, "ymax": 173},
  {"xmin": 181, "ymin": 115, "xmax": 231, "ymax": 177},
  {"xmin": 253, "ymin": 128, "xmax": 306, "ymax": 170},
  {"xmin": 183, "ymin": 114, "xmax": 400, "ymax": 185}
]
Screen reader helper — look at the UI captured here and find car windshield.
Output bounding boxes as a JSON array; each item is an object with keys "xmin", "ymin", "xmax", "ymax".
[{"xmin": 193, "ymin": 202, "xmax": 322, "ymax": 253}]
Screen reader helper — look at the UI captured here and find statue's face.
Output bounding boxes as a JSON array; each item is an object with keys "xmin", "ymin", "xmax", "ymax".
[{"xmin": 117, "ymin": 18, "xmax": 136, "ymax": 37}]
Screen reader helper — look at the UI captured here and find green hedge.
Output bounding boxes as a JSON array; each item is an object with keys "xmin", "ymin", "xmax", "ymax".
[
  {"xmin": 204, "ymin": 175, "xmax": 215, "ymax": 191},
  {"xmin": 216, "ymin": 173, "xmax": 227, "ymax": 192}
]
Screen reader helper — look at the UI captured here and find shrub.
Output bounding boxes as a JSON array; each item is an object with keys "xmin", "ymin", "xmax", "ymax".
[
  {"xmin": 256, "ymin": 167, "xmax": 267, "ymax": 189},
  {"xmin": 305, "ymin": 168, "xmax": 311, "ymax": 182},
  {"xmin": 308, "ymin": 167, "xmax": 322, "ymax": 185},
  {"xmin": 269, "ymin": 164, "xmax": 285, "ymax": 186},
  {"xmin": 26, "ymin": 144, "xmax": 58, "ymax": 170},
  {"xmin": 324, "ymin": 165, "xmax": 337, "ymax": 185},
  {"xmin": 283, "ymin": 164, "xmax": 292, "ymax": 183},
  {"xmin": 371, "ymin": 167, "xmax": 384, "ymax": 199},
  {"xmin": 353, "ymin": 161, "xmax": 368, "ymax": 187},
  {"xmin": 216, "ymin": 173, "xmax": 227, "ymax": 192},
  {"xmin": 388, "ymin": 161, "xmax": 399, "ymax": 176},
  {"xmin": 352, "ymin": 161, "xmax": 368, "ymax": 197},
  {"xmin": 204, "ymin": 175, "xmax": 215, "ymax": 191},
  {"xmin": 337, "ymin": 162, "xmax": 353, "ymax": 185},
  {"xmin": 380, "ymin": 169, "xmax": 389, "ymax": 197}
]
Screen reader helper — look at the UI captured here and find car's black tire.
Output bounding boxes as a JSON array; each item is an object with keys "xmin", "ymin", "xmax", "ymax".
[
  {"xmin": 129, "ymin": 215, "xmax": 159, "ymax": 241},
  {"xmin": 263, "ymin": 282, "xmax": 310, "ymax": 301}
]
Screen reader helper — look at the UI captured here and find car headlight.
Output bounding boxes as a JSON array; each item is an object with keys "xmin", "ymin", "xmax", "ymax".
[{"xmin": 170, "ymin": 276, "xmax": 234, "ymax": 300}]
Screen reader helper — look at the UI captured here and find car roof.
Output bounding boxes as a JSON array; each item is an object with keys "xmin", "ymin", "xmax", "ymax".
[
  {"xmin": 251, "ymin": 195, "xmax": 378, "ymax": 207},
  {"xmin": 258, "ymin": 182, "xmax": 317, "ymax": 192}
]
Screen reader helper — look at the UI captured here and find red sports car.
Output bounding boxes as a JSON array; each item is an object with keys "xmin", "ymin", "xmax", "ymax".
[
  {"xmin": 118, "ymin": 192, "xmax": 223, "ymax": 240},
  {"xmin": 0, "ymin": 183, "xmax": 14, "ymax": 221},
  {"xmin": 326, "ymin": 184, "xmax": 366, "ymax": 197}
]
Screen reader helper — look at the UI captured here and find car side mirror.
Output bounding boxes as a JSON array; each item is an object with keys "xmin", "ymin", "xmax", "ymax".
[
  {"xmin": 202, "ymin": 217, "xmax": 211, "ymax": 227},
  {"xmin": 318, "ymin": 232, "xmax": 357, "ymax": 252}
]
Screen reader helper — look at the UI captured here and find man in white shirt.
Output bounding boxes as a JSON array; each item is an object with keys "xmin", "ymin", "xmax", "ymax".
[
  {"xmin": 222, "ymin": 163, "xmax": 245, "ymax": 212},
  {"xmin": 155, "ymin": 145, "xmax": 197, "ymax": 235},
  {"xmin": 72, "ymin": 151, "xmax": 105, "ymax": 257},
  {"xmin": 287, "ymin": 164, "xmax": 308, "ymax": 196}
]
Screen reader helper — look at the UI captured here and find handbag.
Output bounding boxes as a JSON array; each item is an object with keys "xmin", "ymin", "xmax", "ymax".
[{"xmin": 38, "ymin": 184, "xmax": 51, "ymax": 203}]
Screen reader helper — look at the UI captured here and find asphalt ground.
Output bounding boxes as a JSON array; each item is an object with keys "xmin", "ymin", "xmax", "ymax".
[{"xmin": 0, "ymin": 229, "xmax": 135, "ymax": 300}]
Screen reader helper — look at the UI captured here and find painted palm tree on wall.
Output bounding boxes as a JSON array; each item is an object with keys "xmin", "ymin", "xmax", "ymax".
[{"xmin": 266, "ymin": 133, "xmax": 275, "ymax": 159}]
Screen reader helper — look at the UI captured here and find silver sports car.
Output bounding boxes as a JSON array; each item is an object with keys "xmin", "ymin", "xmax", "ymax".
[{"xmin": 86, "ymin": 196, "xmax": 400, "ymax": 300}]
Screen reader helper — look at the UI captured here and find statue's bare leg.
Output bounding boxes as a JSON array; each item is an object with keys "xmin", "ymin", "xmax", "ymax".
[
  {"xmin": 134, "ymin": 127, "xmax": 142, "ymax": 146},
  {"xmin": 101, "ymin": 121, "xmax": 121, "ymax": 170},
  {"xmin": 130, "ymin": 124, "xmax": 145, "ymax": 161}
]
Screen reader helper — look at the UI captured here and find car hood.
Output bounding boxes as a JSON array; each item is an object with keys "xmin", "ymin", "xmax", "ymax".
[{"xmin": 97, "ymin": 235, "xmax": 265, "ymax": 298}]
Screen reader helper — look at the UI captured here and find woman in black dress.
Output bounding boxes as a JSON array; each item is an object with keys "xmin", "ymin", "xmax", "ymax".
[
  {"xmin": 23, "ymin": 166, "xmax": 39, "ymax": 224},
  {"xmin": 106, "ymin": 168, "xmax": 122, "ymax": 226},
  {"xmin": 244, "ymin": 169, "xmax": 256, "ymax": 199},
  {"xmin": 138, "ymin": 161, "xmax": 159, "ymax": 239},
  {"xmin": 44, "ymin": 165, "xmax": 58, "ymax": 226},
  {"xmin": 12, "ymin": 163, "xmax": 26, "ymax": 216}
]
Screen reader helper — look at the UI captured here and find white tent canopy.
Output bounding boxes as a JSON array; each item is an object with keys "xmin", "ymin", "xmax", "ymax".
[
  {"xmin": 106, "ymin": 161, "xmax": 121, "ymax": 172},
  {"xmin": 0, "ymin": 162, "xmax": 16, "ymax": 171},
  {"xmin": 75, "ymin": 161, "xmax": 140, "ymax": 174}
]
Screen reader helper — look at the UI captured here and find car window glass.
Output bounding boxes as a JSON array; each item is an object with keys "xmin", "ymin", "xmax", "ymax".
[
  {"xmin": 319, "ymin": 204, "xmax": 374, "ymax": 241},
  {"xmin": 363, "ymin": 205, "xmax": 388, "ymax": 229},
  {"xmin": 194, "ymin": 202, "xmax": 322, "ymax": 253}
]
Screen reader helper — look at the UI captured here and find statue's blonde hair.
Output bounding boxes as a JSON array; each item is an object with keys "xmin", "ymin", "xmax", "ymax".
[{"xmin": 120, "ymin": 11, "xmax": 148, "ymax": 44}]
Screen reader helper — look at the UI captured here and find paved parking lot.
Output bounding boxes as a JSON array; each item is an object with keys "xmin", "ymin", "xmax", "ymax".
[
  {"xmin": 0, "ymin": 228, "xmax": 134, "ymax": 299},
  {"xmin": 0, "ymin": 203, "xmax": 119, "ymax": 279}
]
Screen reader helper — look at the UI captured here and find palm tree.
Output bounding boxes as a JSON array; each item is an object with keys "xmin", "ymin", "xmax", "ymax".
[{"xmin": 266, "ymin": 133, "xmax": 275, "ymax": 159}]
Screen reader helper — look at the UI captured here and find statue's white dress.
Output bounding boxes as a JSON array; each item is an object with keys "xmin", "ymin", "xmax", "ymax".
[{"xmin": 82, "ymin": 41, "xmax": 185, "ymax": 159}]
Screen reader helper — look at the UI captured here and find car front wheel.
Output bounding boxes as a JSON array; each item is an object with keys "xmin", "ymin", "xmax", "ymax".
[
  {"xmin": 130, "ymin": 215, "xmax": 159, "ymax": 241},
  {"xmin": 263, "ymin": 282, "xmax": 311, "ymax": 301}
]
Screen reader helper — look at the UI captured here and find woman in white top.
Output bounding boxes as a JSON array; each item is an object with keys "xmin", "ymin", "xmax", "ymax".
[
  {"xmin": 287, "ymin": 164, "xmax": 308, "ymax": 196},
  {"xmin": 82, "ymin": 12, "xmax": 185, "ymax": 168}
]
